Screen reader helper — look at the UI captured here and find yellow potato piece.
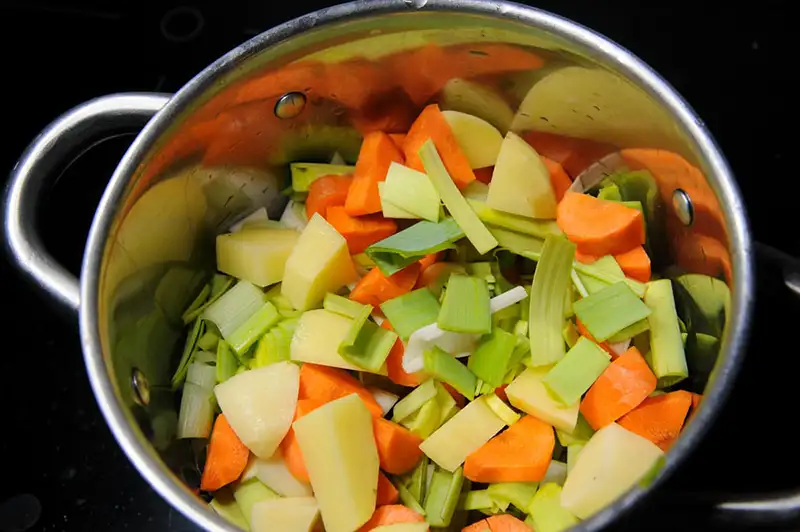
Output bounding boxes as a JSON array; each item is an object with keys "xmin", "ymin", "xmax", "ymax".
[
  {"xmin": 294, "ymin": 394, "xmax": 379, "ymax": 532},
  {"xmin": 561, "ymin": 423, "xmax": 663, "ymax": 519},
  {"xmin": 216, "ymin": 228, "xmax": 299, "ymax": 287},
  {"xmin": 281, "ymin": 213, "xmax": 357, "ymax": 310},
  {"xmin": 251, "ymin": 496, "xmax": 320, "ymax": 532},
  {"xmin": 505, "ymin": 367, "xmax": 579, "ymax": 433},
  {"xmin": 442, "ymin": 110, "xmax": 504, "ymax": 169}
]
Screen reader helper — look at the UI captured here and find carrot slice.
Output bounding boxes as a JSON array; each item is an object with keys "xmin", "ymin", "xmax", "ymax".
[
  {"xmin": 403, "ymin": 104, "xmax": 476, "ymax": 190},
  {"xmin": 200, "ymin": 414, "xmax": 250, "ymax": 491},
  {"xmin": 306, "ymin": 174, "xmax": 353, "ymax": 220},
  {"xmin": 614, "ymin": 246, "xmax": 651, "ymax": 283},
  {"xmin": 326, "ymin": 206, "xmax": 398, "ymax": 254},
  {"xmin": 381, "ymin": 320, "xmax": 425, "ymax": 387},
  {"xmin": 418, "ymin": 252, "xmax": 442, "ymax": 273},
  {"xmin": 542, "ymin": 156, "xmax": 572, "ymax": 202},
  {"xmin": 576, "ymin": 319, "xmax": 614, "ymax": 357},
  {"xmin": 377, "ymin": 472, "xmax": 400, "ymax": 506},
  {"xmin": 580, "ymin": 347, "xmax": 657, "ymax": 430},
  {"xmin": 415, "ymin": 262, "xmax": 458, "ymax": 291},
  {"xmin": 557, "ymin": 192, "xmax": 645, "ymax": 256},
  {"xmin": 617, "ymin": 390, "xmax": 693, "ymax": 447},
  {"xmin": 574, "ymin": 250, "xmax": 600, "ymax": 264},
  {"xmin": 464, "ymin": 415, "xmax": 554, "ymax": 483},
  {"xmin": 389, "ymin": 133, "xmax": 407, "ymax": 151},
  {"xmin": 349, "ymin": 263, "xmax": 421, "ymax": 307},
  {"xmin": 358, "ymin": 505, "xmax": 427, "ymax": 532},
  {"xmin": 474, "ymin": 166, "xmax": 494, "ymax": 184},
  {"xmin": 345, "ymin": 131, "xmax": 404, "ymax": 216},
  {"xmin": 523, "ymin": 131, "xmax": 615, "ymax": 177},
  {"xmin": 463, "ymin": 514, "xmax": 532, "ymax": 532},
  {"xmin": 298, "ymin": 363, "xmax": 384, "ymax": 418},
  {"xmin": 373, "ymin": 417, "xmax": 424, "ymax": 475},
  {"xmin": 280, "ymin": 398, "xmax": 326, "ymax": 483}
]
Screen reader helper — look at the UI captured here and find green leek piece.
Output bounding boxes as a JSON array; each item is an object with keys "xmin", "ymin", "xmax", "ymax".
[
  {"xmin": 171, "ymin": 318, "xmax": 205, "ymax": 390},
  {"xmin": 366, "ymin": 218, "xmax": 465, "ymax": 276},
  {"xmin": 526, "ymin": 483, "xmax": 579, "ymax": 532},
  {"xmin": 393, "ymin": 379, "xmax": 438, "ymax": 422},
  {"xmin": 644, "ymin": 279, "xmax": 689, "ymax": 387},
  {"xmin": 467, "ymin": 198, "xmax": 562, "ymax": 240},
  {"xmin": 573, "ymin": 282, "xmax": 651, "ymax": 342},
  {"xmin": 210, "ymin": 487, "xmax": 250, "ymax": 531},
  {"xmin": 485, "ymin": 393, "xmax": 520, "ymax": 425},
  {"xmin": 203, "ymin": 280, "xmax": 267, "ymax": 340},
  {"xmin": 339, "ymin": 304, "xmax": 373, "ymax": 348},
  {"xmin": 467, "ymin": 262, "xmax": 496, "ymax": 286},
  {"xmin": 404, "ymin": 396, "xmax": 442, "ymax": 438},
  {"xmin": 542, "ymin": 337, "xmax": 611, "ymax": 405},
  {"xmin": 253, "ymin": 328, "xmax": 288, "ymax": 368},
  {"xmin": 182, "ymin": 284, "xmax": 211, "ymax": 325},
  {"xmin": 435, "ymin": 382, "xmax": 460, "ymax": 425},
  {"xmin": 685, "ymin": 332, "xmax": 720, "ymax": 390},
  {"xmin": 381, "ymin": 162, "xmax": 441, "ymax": 222},
  {"xmin": 459, "ymin": 489, "xmax": 497, "ymax": 511},
  {"xmin": 570, "ymin": 270, "xmax": 588, "ymax": 299},
  {"xmin": 197, "ymin": 330, "xmax": 219, "ymax": 352},
  {"xmin": 556, "ymin": 414, "xmax": 595, "ymax": 446},
  {"xmin": 562, "ymin": 321, "xmax": 580, "ymax": 349},
  {"xmin": 406, "ymin": 455, "xmax": 430, "ymax": 504},
  {"xmin": 323, "ymin": 292, "xmax": 367, "ymax": 319},
  {"xmin": 380, "ymin": 288, "xmax": 441, "ymax": 340},
  {"xmin": 227, "ymin": 301, "xmax": 280, "ymax": 356},
  {"xmin": 353, "ymin": 252, "xmax": 376, "ymax": 270},
  {"xmin": 340, "ymin": 321, "xmax": 398, "ymax": 373},
  {"xmin": 567, "ymin": 444, "xmax": 585, "ymax": 474},
  {"xmin": 424, "ymin": 467, "xmax": 465, "ymax": 527},
  {"xmin": 438, "ymin": 275, "xmax": 491, "ymax": 334},
  {"xmin": 290, "ymin": 162, "xmax": 354, "ymax": 192},
  {"xmin": 573, "ymin": 259, "xmax": 646, "ymax": 298},
  {"xmin": 216, "ymin": 340, "xmax": 239, "ymax": 383},
  {"xmin": 674, "ymin": 273, "xmax": 730, "ymax": 338},
  {"xmin": 418, "ymin": 139, "xmax": 498, "ymax": 255},
  {"xmin": 491, "ymin": 227, "xmax": 544, "ymax": 260},
  {"xmin": 597, "ymin": 184, "xmax": 622, "ymax": 202},
  {"xmin": 232, "ymin": 478, "xmax": 280, "ymax": 527},
  {"xmin": 379, "ymin": 182, "xmax": 420, "ymax": 219},
  {"xmin": 398, "ymin": 483, "xmax": 427, "ymax": 516},
  {"xmin": 528, "ymin": 236, "xmax": 576, "ymax": 366},
  {"xmin": 606, "ymin": 318, "xmax": 650, "ymax": 343},
  {"xmin": 487, "ymin": 482, "xmax": 539, "ymax": 512},
  {"xmin": 513, "ymin": 319, "xmax": 529, "ymax": 338},
  {"xmin": 182, "ymin": 275, "xmax": 235, "ymax": 323},
  {"xmin": 424, "ymin": 346, "xmax": 478, "ymax": 400},
  {"xmin": 468, "ymin": 327, "xmax": 517, "ymax": 387}
]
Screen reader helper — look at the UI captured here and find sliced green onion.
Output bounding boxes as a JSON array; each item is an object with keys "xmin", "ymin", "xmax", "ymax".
[
  {"xmin": 203, "ymin": 280, "xmax": 267, "ymax": 340},
  {"xmin": 645, "ymin": 279, "xmax": 689, "ymax": 387},
  {"xmin": 424, "ymin": 467, "xmax": 465, "ymax": 527},
  {"xmin": 380, "ymin": 288, "xmax": 441, "ymax": 340},
  {"xmin": 340, "ymin": 321, "xmax": 398, "ymax": 373},
  {"xmin": 527, "ymin": 482, "xmax": 579, "ymax": 532},
  {"xmin": 528, "ymin": 236, "xmax": 576, "ymax": 367},
  {"xmin": 398, "ymin": 483, "xmax": 427, "ymax": 516},
  {"xmin": 381, "ymin": 162, "xmax": 441, "ymax": 222},
  {"xmin": 418, "ymin": 139, "xmax": 498, "ymax": 255},
  {"xmin": 556, "ymin": 414, "xmax": 595, "ymax": 446},
  {"xmin": 438, "ymin": 275, "xmax": 492, "ymax": 334},
  {"xmin": 542, "ymin": 337, "xmax": 611, "ymax": 406},
  {"xmin": 231, "ymin": 478, "xmax": 280, "ymax": 527},
  {"xmin": 573, "ymin": 282, "xmax": 651, "ymax": 342},
  {"xmin": 424, "ymin": 346, "xmax": 478, "ymax": 400},
  {"xmin": 393, "ymin": 379, "xmax": 438, "ymax": 422},
  {"xmin": 216, "ymin": 340, "xmax": 239, "ymax": 383},
  {"xmin": 403, "ymin": 396, "xmax": 442, "ymax": 438},
  {"xmin": 468, "ymin": 328, "xmax": 517, "ymax": 387},
  {"xmin": 487, "ymin": 482, "xmax": 539, "ymax": 512},
  {"xmin": 366, "ymin": 217, "xmax": 465, "ymax": 276},
  {"xmin": 468, "ymin": 198, "xmax": 562, "ymax": 239},
  {"xmin": 290, "ymin": 162, "xmax": 354, "ymax": 192},
  {"xmin": 485, "ymin": 393, "xmax": 520, "ymax": 425},
  {"xmin": 171, "ymin": 317, "xmax": 205, "ymax": 390},
  {"xmin": 227, "ymin": 301, "xmax": 280, "ymax": 356}
]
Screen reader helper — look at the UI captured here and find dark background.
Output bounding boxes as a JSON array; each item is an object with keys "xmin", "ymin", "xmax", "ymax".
[{"xmin": 0, "ymin": 1, "xmax": 796, "ymax": 531}]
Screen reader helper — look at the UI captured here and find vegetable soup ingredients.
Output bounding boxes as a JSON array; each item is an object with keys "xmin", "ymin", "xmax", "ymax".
[
  {"xmin": 345, "ymin": 131, "xmax": 405, "ymax": 216},
  {"xmin": 250, "ymin": 497, "xmax": 321, "ymax": 532},
  {"xmin": 644, "ymin": 280, "xmax": 689, "ymax": 387},
  {"xmin": 556, "ymin": 192, "xmax": 645, "ymax": 256},
  {"xmin": 200, "ymin": 414, "xmax": 250, "ymax": 492},
  {"xmin": 617, "ymin": 390, "xmax": 693, "ymax": 449},
  {"xmin": 441, "ymin": 110, "xmax": 504, "ymax": 169},
  {"xmin": 216, "ymin": 228, "xmax": 300, "ymax": 288},
  {"xmin": 306, "ymin": 174, "xmax": 353, "ymax": 219}
]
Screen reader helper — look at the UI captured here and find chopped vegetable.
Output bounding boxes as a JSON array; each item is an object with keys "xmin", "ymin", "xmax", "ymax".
[
  {"xmin": 424, "ymin": 466, "xmax": 465, "ymax": 527},
  {"xmin": 614, "ymin": 246, "xmax": 651, "ymax": 282},
  {"xmin": 345, "ymin": 131, "xmax": 405, "ymax": 216},
  {"xmin": 416, "ymin": 262, "xmax": 467, "ymax": 297},
  {"xmin": 227, "ymin": 301, "xmax": 280, "ymax": 356},
  {"xmin": 378, "ymin": 472, "xmax": 400, "ymax": 506},
  {"xmin": 556, "ymin": 192, "xmax": 645, "ymax": 256},
  {"xmin": 203, "ymin": 280, "xmax": 266, "ymax": 340},
  {"xmin": 542, "ymin": 337, "xmax": 611, "ymax": 406},
  {"xmin": 252, "ymin": 453, "xmax": 313, "ymax": 498},
  {"xmin": 464, "ymin": 514, "xmax": 532, "ymax": 532},
  {"xmin": 380, "ymin": 288, "xmax": 441, "ymax": 340},
  {"xmin": 369, "ymin": 387, "xmax": 401, "ymax": 416},
  {"xmin": 580, "ymin": 347, "xmax": 657, "ymax": 430},
  {"xmin": 326, "ymin": 206, "xmax": 398, "ymax": 254},
  {"xmin": 606, "ymin": 318, "xmax": 650, "ymax": 343},
  {"xmin": 380, "ymin": 182, "xmax": 420, "ymax": 219},
  {"xmin": 366, "ymin": 218, "xmax": 464, "ymax": 276},
  {"xmin": 528, "ymin": 236, "xmax": 576, "ymax": 366},
  {"xmin": 418, "ymin": 139, "xmax": 498, "ymax": 255},
  {"xmin": 485, "ymin": 393, "xmax": 520, "ymax": 426},
  {"xmin": 209, "ymin": 488, "xmax": 249, "ymax": 530},
  {"xmin": 542, "ymin": 461, "xmax": 568, "ymax": 487},
  {"xmin": 324, "ymin": 292, "xmax": 368, "ymax": 318},
  {"xmin": 441, "ymin": 110, "xmax": 503, "ymax": 169},
  {"xmin": 177, "ymin": 361, "xmax": 216, "ymax": 438},
  {"xmin": 280, "ymin": 199, "xmax": 308, "ymax": 232},
  {"xmin": 468, "ymin": 328, "xmax": 517, "ymax": 388},
  {"xmin": 200, "ymin": 414, "xmax": 250, "ymax": 491},
  {"xmin": 393, "ymin": 380, "xmax": 438, "ymax": 422},
  {"xmin": 573, "ymin": 282, "xmax": 651, "ymax": 342},
  {"xmin": 294, "ymin": 395, "xmax": 379, "ymax": 532},
  {"xmin": 291, "ymin": 310, "xmax": 374, "ymax": 372},
  {"xmin": 298, "ymin": 363, "xmax": 384, "ymax": 418},
  {"xmin": 644, "ymin": 280, "xmax": 689, "ymax": 387},
  {"xmin": 468, "ymin": 199, "xmax": 562, "ymax": 240},
  {"xmin": 357, "ymin": 505, "xmax": 427, "ymax": 532},
  {"xmin": 374, "ymin": 417, "xmax": 425, "ymax": 474},
  {"xmin": 424, "ymin": 346, "xmax": 478, "ymax": 400},
  {"xmin": 340, "ymin": 321, "xmax": 398, "ymax": 373},
  {"xmin": 232, "ymin": 478, "xmax": 280, "ymax": 528},
  {"xmin": 527, "ymin": 483, "xmax": 579, "ymax": 532},
  {"xmin": 291, "ymin": 162, "xmax": 354, "ymax": 192},
  {"xmin": 306, "ymin": 174, "xmax": 353, "ymax": 219},
  {"xmin": 617, "ymin": 390, "xmax": 693, "ymax": 449},
  {"xmin": 543, "ymin": 156, "xmax": 572, "ymax": 203},
  {"xmin": 216, "ymin": 340, "xmax": 238, "ymax": 383},
  {"xmin": 280, "ymin": 398, "xmax": 325, "ymax": 483},
  {"xmin": 216, "ymin": 228, "xmax": 300, "ymax": 288},
  {"xmin": 381, "ymin": 321, "xmax": 425, "ymax": 387},
  {"xmin": 380, "ymin": 163, "xmax": 441, "ymax": 222},
  {"xmin": 172, "ymin": 317, "xmax": 205, "ymax": 389},
  {"xmin": 438, "ymin": 275, "xmax": 492, "ymax": 334},
  {"xmin": 350, "ymin": 263, "xmax": 421, "ymax": 307},
  {"xmin": 486, "ymin": 482, "xmax": 539, "ymax": 512},
  {"xmin": 505, "ymin": 368, "xmax": 579, "ymax": 433},
  {"xmin": 250, "ymin": 497, "xmax": 320, "ymax": 532},
  {"xmin": 573, "ymin": 256, "xmax": 646, "ymax": 298}
]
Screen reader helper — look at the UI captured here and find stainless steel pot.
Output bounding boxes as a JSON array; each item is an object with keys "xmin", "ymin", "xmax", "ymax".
[{"xmin": 4, "ymin": 1, "xmax": 798, "ymax": 530}]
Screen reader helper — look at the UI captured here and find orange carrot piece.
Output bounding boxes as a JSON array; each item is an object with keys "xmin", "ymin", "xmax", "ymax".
[
  {"xmin": 542, "ymin": 156, "xmax": 572, "ymax": 203},
  {"xmin": 326, "ymin": 206, "xmax": 398, "ymax": 254},
  {"xmin": 306, "ymin": 174, "xmax": 353, "ymax": 220},
  {"xmin": 373, "ymin": 417, "xmax": 425, "ymax": 475},
  {"xmin": 418, "ymin": 252, "xmax": 442, "ymax": 273},
  {"xmin": 349, "ymin": 263, "xmax": 421, "ymax": 307},
  {"xmin": 358, "ymin": 505, "xmax": 427, "ymax": 532},
  {"xmin": 389, "ymin": 133, "xmax": 407, "ymax": 151},
  {"xmin": 576, "ymin": 319, "xmax": 614, "ymax": 357},
  {"xmin": 298, "ymin": 363, "xmax": 384, "ymax": 418},
  {"xmin": 463, "ymin": 514, "xmax": 532, "ymax": 532},
  {"xmin": 464, "ymin": 415, "xmax": 554, "ymax": 483},
  {"xmin": 618, "ymin": 390, "xmax": 693, "ymax": 447},
  {"xmin": 381, "ymin": 320, "xmax": 425, "ymax": 387},
  {"xmin": 280, "ymin": 398, "xmax": 326, "ymax": 483},
  {"xmin": 688, "ymin": 393, "xmax": 703, "ymax": 421},
  {"xmin": 580, "ymin": 347, "xmax": 657, "ymax": 430},
  {"xmin": 200, "ymin": 414, "xmax": 250, "ymax": 492},
  {"xmin": 403, "ymin": 104, "xmax": 476, "ymax": 190},
  {"xmin": 415, "ymin": 262, "xmax": 457, "ymax": 291},
  {"xmin": 442, "ymin": 383, "xmax": 467, "ymax": 408},
  {"xmin": 614, "ymin": 246, "xmax": 651, "ymax": 283},
  {"xmin": 575, "ymin": 250, "xmax": 600, "ymax": 264},
  {"xmin": 345, "ymin": 131, "xmax": 404, "ymax": 216},
  {"xmin": 377, "ymin": 472, "xmax": 400, "ymax": 506},
  {"xmin": 657, "ymin": 437, "xmax": 677, "ymax": 452},
  {"xmin": 557, "ymin": 192, "xmax": 645, "ymax": 256},
  {"xmin": 474, "ymin": 166, "xmax": 494, "ymax": 184},
  {"xmin": 523, "ymin": 131, "xmax": 615, "ymax": 177}
]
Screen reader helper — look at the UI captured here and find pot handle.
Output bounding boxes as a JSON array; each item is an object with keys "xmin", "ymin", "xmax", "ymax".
[{"xmin": 2, "ymin": 93, "xmax": 170, "ymax": 313}]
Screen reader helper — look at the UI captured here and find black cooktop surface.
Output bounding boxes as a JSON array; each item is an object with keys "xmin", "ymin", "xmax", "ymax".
[{"xmin": 1, "ymin": 1, "xmax": 796, "ymax": 531}]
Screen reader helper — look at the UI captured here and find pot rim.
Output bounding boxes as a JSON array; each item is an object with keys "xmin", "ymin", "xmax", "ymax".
[{"xmin": 79, "ymin": 1, "xmax": 754, "ymax": 530}]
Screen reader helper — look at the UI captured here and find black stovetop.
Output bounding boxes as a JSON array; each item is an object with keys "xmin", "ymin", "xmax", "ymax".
[{"xmin": 1, "ymin": 1, "xmax": 796, "ymax": 531}]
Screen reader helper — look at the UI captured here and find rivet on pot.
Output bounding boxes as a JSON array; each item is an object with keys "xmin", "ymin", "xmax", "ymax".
[
  {"xmin": 274, "ymin": 92, "xmax": 307, "ymax": 119},
  {"xmin": 672, "ymin": 188, "xmax": 694, "ymax": 227},
  {"xmin": 131, "ymin": 368, "xmax": 150, "ymax": 406}
]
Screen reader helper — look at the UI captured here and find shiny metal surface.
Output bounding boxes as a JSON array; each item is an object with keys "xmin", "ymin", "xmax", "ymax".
[
  {"xmin": 4, "ymin": 0, "xmax": 770, "ymax": 530},
  {"xmin": 672, "ymin": 188, "xmax": 694, "ymax": 227}
]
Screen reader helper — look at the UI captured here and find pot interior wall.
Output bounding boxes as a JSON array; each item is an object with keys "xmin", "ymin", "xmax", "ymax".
[{"xmin": 94, "ymin": 8, "xmax": 734, "ymax": 492}]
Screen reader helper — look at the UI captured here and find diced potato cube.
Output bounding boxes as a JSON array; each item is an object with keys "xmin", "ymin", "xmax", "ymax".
[
  {"xmin": 251, "ymin": 496, "xmax": 320, "ymax": 532},
  {"xmin": 442, "ymin": 110, "xmax": 504, "ymax": 169},
  {"xmin": 505, "ymin": 367, "xmax": 579, "ymax": 433},
  {"xmin": 291, "ymin": 309, "xmax": 383, "ymax": 373},
  {"xmin": 216, "ymin": 228, "xmax": 299, "ymax": 287},
  {"xmin": 294, "ymin": 394, "xmax": 379, "ymax": 532}
]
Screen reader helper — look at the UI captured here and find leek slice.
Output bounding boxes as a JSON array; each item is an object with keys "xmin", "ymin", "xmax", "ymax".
[
  {"xmin": 381, "ymin": 162, "xmax": 441, "ymax": 222},
  {"xmin": 418, "ymin": 139, "xmax": 498, "ymax": 255},
  {"xmin": 380, "ymin": 288, "xmax": 441, "ymax": 340},
  {"xmin": 645, "ymin": 279, "xmax": 689, "ymax": 387},
  {"xmin": 468, "ymin": 198, "xmax": 562, "ymax": 239},
  {"xmin": 435, "ymin": 382, "xmax": 460, "ymax": 425},
  {"xmin": 366, "ymin": 218, "xmax": 465, "ymax": 276},
  {"xmin": 403, "ymin": 396, "xmax": 442, "ymax": 438},
  {"xmin": 182, "ymin": 274, "xmax": 234, "ymax": 325},
  {"xmin": 573, "ymin": 259, "xmax": 645, "ymax": 298},
  {"xmin": 378, "ymin": 181, "xmax": 419, "ymax": 219},
  {"xmin": 573, "ymin": 282, "xmax": 651, "ymax": 342},
  {"xmin": 556, "ymin": 414, "xmax": 595, "ymax": 446},
  {"xmin": 227, "ymin": 301, "xmax": 281, "ymax": 356},
  {"xmin": 323, "ymin": 292, "xmax": 368, "ymax": 319},
  {"xmin": 485, "ymin": 393, "xmax": 520, "ymax": 425},
  {"xmin": 203, "ymin": 280, "xmax": 267, "ymax": 340},
  {"xmin": 424, "ymin": 346, "xmax": 478, "ymax": 400},
  {"xmin": 177, "ymin": 362, "xmax": 216, "ymax": 438},
  {"xmin": 562, "ymin": 321, "xmax": 580, "ymax": 349},
  {"xmin": 575, "ymin": 256, "xmax": 625, "ymax": 295},
  {"xmin": 438, "ymin": 275, "xmax": 492, "ymax": 334},
  {"xmin": 339, "ymin": 321, "xmax": 398, "ymax": 373},
  {"xmin": 398, "ymin": 484, "xmax": 427, "ymax": 516},
  {"xmin": 607, "ymin": 319, "xmax": 650, "ymax": 342},
  {"xmin": 209, "ymin": 487, "xmax": 249, "ymax": 530},
  {"xmin": 528, "ymin": 236, "xmax": 576, "ymax": 367},
  {"xmin": 290, "ymin": 162, "xmax": 354, "ymax": 192},
  {"xmin": 527, "ymin": 483, "xmax": 579, "ymax": 532},
  {"xmin": 171, "ymin": 317, "xmax": 205, "ymax": 390},
  {"xmin": 216, "ymin": 340, "xmax": 239, "ymax": 383},
  {"xmin": 491, "ymin": 226, "xmax": 545, "ymax": 260},
  {"xmin": 393, "ymin": 379, "xmax": 438, "ymax": 422},
  {"xmin": 487, "ymin": 482, "xmax": 539, "ymax": 512},
  {"xmin": 424, "ymin": 467, "xmax": 465, "ymax": 527},
  {"xmin": 468, "ymin": 328, "xmax": 517, "ymax": 388},
  {"xmin": 232, "ymin": 478, "xmax": 280, "ymax": 528},
  {"xmin": 542, "ymin": 337, "xmax": 611, "ymax": 406}
]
